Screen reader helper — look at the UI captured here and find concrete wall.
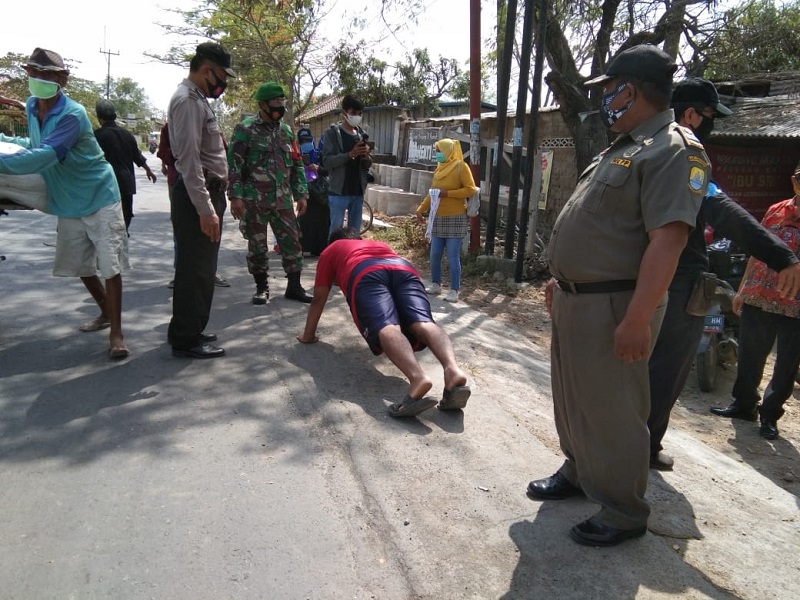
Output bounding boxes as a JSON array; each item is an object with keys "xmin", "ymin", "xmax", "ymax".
[{"xmin": 397, "ymin": 108, "xmax": 578, "ymax": 239}]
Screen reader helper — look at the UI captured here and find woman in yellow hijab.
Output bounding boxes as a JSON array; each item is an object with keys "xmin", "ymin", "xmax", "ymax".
[{"xmin": 415, "ymin": 138, "xmax": 478, "ymax": 302}]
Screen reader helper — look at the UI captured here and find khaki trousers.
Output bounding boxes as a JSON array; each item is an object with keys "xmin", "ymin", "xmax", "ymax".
[{"xmin": 551, "ymin": 286, "xmax": 666, "ymax": 529}]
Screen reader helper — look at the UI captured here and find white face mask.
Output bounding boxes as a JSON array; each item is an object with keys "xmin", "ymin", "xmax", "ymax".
[{"xmin": 344, "ymin": 113, "xmax": 362, "ymax": 127}]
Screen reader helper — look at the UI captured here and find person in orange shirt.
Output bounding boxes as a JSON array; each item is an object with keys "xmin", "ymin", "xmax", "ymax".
[{"xmin": 415, "ymin": 139, "xmax": 478, "ymax": 302}]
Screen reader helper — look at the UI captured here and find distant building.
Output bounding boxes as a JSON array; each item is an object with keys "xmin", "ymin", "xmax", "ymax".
[{"xmin": 706, "ymin": 73, "xmax": 800, "ymax": 220}]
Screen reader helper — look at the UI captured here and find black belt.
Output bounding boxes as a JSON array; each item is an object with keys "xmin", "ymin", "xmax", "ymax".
[{"xmin": 556, "ymin": 279, "xmax": 637, "ymax": 294}]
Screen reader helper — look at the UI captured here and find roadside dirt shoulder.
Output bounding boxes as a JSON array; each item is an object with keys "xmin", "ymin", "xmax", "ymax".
[{"xmin": 456, "ymin": 276, "xmax": 799, "ymax": 498}]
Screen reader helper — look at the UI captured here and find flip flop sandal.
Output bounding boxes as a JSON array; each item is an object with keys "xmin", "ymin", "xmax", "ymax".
[
  {"xmin": 438, "ymin": 385, "xmax": 471, "ymax": 411},
  {"xmin": 79, "ymin": 318, "xmax": 111, "ymax": 332},
  {"xmin": 109, "ymin": 346, "xmax": 130, "ymax": 360},
  {"xmin": 387, "ymin": 395, "xmax": 438, "ymax": 418}
]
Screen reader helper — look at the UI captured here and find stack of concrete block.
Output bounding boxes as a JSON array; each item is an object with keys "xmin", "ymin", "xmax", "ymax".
[
  {"xmin": 384, "ymin": 190, "xmax": 423, "ymax": 216},
  {"xmin": 416, "ymin": 170, "xmax": 434, "ymax": 197}
]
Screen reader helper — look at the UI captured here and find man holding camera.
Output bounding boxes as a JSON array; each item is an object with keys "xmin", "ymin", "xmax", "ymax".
[{"xmin": 321, "ymin": 94, "xmax": 372, "ymax": 239}]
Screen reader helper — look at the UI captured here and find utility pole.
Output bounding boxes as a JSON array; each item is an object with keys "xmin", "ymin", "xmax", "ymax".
[
  {"xmin": 468, "ymin": 0, "xmax": 481, "ymax": 253},
  {"xmin": 484, "ymin": 0, "xmax": 518, "ymax": 256},
  {"xmin": 99, "ymin": 30, "xmax": 119, "ymax": 100}
]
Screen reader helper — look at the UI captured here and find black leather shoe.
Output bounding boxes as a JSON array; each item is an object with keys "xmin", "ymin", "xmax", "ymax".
[
  {"xmin": 709, "ymin": 404, "xmax": 758, "ymax": 421},
  {"xmin": 759, "ymin": 417, "xmax": 779, "ymax": 440},
  {"xmin": 650, "ymin": 451, "xmax": 674, "ymax": 471},
  {"xmin": 527, "ymin": 472, "xmax": 582, "ymax": 500},
  {"xmin": 172, "ymin": 344, "xmax": 226, "ymax": 359},
  {"xmin": 199, "ymin": 332, "xmax": 217, "ymax": 343},
  {"xmin": 570, "ymin": 517, "xmax": 647, "ymax": 547}
]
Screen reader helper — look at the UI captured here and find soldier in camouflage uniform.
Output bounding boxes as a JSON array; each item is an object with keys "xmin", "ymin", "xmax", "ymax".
[{"xmin": 228, "ymin": 81, "xmax": 312, "ymax": 304}]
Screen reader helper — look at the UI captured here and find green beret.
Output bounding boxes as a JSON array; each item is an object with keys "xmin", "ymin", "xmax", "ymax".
[{"xmin": 255, "ymin": 82, "xmax": 285, "ymax": 102}]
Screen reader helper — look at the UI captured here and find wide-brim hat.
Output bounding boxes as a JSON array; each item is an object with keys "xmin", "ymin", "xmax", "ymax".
[
  {"xmin": 585, "ymin": 44, "xmax": 676, "ymax": 88},
  {"xmin": 24, "ymin": 47, "xmax": 69, "ymax": 74}
]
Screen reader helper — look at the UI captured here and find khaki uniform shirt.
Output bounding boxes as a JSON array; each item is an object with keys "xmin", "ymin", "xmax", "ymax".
[
  {"xmin": 167, "ymin": 79, "xmax": 228, "ymax": 216},
  {"xmin": 548, "ymin": 110, "xmax": 710, "ymax": 282}
]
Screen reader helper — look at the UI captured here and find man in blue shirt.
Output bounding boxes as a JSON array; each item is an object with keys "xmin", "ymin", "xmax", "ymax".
[{"xmin": 0, "ymin": 48, "xmax": 129, "ymax": 359}]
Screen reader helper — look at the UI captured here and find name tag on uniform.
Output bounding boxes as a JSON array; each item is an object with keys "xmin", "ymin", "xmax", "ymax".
[{"xmin": 611, "ymin": 157, "xmax": 631, "ymax": 168}]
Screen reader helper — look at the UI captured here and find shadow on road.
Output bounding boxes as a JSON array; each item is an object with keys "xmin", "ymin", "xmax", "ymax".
[
  {"xmin": 502, "ymin": 480, "xmax": 737, "ymax": 600},
  {"xmin": 728, "ymin": 417, "xmax": 799, "ymax": 507}
]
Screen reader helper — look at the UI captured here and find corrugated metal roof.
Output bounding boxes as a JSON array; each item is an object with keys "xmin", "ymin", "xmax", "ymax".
[
  {"xmin": 711, "ymin": 96, "xmax": 800, "ymax": 139},
  {"xmin": 296, "ymin": 96, "xmax": 406, "ymax": 122}
]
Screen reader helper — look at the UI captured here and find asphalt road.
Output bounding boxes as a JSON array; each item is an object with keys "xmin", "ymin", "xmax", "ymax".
[{"xmin": 1, "ymin": 156, "xmax": 798, "ymax": 599}]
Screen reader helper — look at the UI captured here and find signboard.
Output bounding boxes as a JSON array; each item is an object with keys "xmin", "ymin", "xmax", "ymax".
[
  {"xmin": 706, "ymin": 145, "xmax": 797, "ymax": 221},
  {"xmin": 539, "ymin": 149, "xmax": 554, "ymax": 210},
  {"xmin": 407, "ymin": 127, "xmax": 442, "ymax": 166}
]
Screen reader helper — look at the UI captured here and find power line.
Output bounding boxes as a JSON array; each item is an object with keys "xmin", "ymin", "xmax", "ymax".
[{"xmin": 99, "ymin": 46, "xmax": 120, "ymax": 99}]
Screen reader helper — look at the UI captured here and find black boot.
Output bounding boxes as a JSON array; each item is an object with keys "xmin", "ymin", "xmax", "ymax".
[
  {"xmin": 285, "ymin": 271, "xmax": 312, "ymax": 303},
  {"xmin": 252, "ymin": 272, "xmax": 269, "ymax": 305}
]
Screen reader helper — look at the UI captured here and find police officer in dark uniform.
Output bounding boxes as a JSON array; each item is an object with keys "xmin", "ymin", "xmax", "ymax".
[{"xmin": 527, "ymin": 45, "xmax": 710, "ymax": 547}]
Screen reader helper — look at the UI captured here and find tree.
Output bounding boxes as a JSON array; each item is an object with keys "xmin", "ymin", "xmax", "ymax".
[
  {"xmin": 331, "ymin": 46, "xmax": 465, "ymax": 117},
  {"xmin": 704, "ymin": 0, "xmax": 800, "ymax": 79},
  {"xmin": 526, "ymin": 0, "xmax": 722, "ymax": 172},
  {"xmin": 152, "ymin": 0, "xmax": 333, "ymax": 125},
  {"xmin": 0, "ymin": 52, "xmax": 29, "ymax": 102}
]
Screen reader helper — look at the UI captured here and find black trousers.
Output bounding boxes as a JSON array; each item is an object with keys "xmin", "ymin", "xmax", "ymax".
[
  {"xmin": 120, "ymin": 193, "xmax": 134, "ymax": 231},
  {"xmin": 167, "ymin": 177, "xmax": 226, "ymax": 349},
  {"xmin": 648, "ymin": 284, "xmax": 704, "ymax": 455},
  {"xmin": 731, "ymin": 303, "xmax": 800, "ymax": 420}
]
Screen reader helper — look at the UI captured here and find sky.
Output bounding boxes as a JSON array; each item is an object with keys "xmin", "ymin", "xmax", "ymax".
[{"xmin": 3, "ymin": 0, "xmax": 496, "ymax": 113}]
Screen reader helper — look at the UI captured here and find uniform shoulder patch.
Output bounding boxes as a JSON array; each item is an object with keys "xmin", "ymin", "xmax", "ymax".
[
  {"xmin": 675, "ymin": 125, "xmax": 705, "ymax": 150},
  {"xmin": 688, "ymin": 166, "xmax": 707, "ymax": 193}
]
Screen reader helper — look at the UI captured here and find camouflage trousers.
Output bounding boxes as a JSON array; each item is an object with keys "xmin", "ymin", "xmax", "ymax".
[{"xmin": 239, "ymin": 202, "xmax": 304, "ymax": 276}]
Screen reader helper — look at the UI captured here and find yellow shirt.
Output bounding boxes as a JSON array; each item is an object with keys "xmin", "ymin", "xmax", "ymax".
[{"xmin": 416, "ymin": 161, "xmax": 479, "ymax": 217}]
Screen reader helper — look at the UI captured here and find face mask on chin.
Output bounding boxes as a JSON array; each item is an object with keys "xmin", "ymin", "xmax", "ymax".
[
  {"xmin": 205, "ymin": 68, "xmax": 227, "ymax": 99},
  {"xmin": 28, "ymin": 76, "xmax": 61, "ymax": 99},
  {"xmin": 599, "ymin": 82, "xmax": 634, "ymax": 129},
  {"xmin": 692, "ymin": 113, "xmax": 714, "ymax": 144}
]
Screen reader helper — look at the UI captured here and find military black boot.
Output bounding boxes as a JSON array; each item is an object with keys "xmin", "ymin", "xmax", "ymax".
[
  {"xmin": 252, "ymin": 272, "xmax": 269, "ymax": 305},
  {"xmin": 285, "ymin": 271, "xmax": 312, "ymax": 303}
]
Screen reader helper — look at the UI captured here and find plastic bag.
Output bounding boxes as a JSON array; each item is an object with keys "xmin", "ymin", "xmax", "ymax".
[{"xmin": 466, "ymin": 193, "xmax": 480, "ymax": 218}]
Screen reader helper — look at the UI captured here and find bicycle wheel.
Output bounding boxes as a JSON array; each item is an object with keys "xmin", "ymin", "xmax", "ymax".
[{"xmin": 360, "ymin": 200, "xmax": 374, "ymax": 234}]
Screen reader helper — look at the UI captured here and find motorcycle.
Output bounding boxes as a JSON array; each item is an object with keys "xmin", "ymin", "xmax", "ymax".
[
  {"xmin": 695, "ymin": 238, "xmax": 746, "ymax": 392},
  {"xmin": 149, "ymin": 141, "xmax": 157, "ymax": 154}
]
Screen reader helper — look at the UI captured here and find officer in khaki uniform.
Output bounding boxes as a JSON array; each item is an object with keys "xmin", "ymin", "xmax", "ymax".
[{"xmin": 527, "ymin": 45, "xmax": 711, "ymax": 547}]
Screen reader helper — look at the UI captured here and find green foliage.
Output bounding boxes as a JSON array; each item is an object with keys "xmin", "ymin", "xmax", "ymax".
[
  {"xmin": 0, "ymin": 52, "xmax": 153, "ymax": 136},
  {"xmin": 331, "ymin": 46, "xmax": 464, "ymax": 117},
  {"xmin": 705, "ymin": 0, "xmax": 800, "ymax": 79},
  {"xmin": 0, "ymin": 52, "xmax": 29, "ymax": 102},
  {"xmin": 150, "ymin": 0, "xmax": 326, "ymax": 125}
]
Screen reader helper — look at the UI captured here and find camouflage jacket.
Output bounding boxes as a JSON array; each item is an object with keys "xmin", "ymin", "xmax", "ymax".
[{"xmin": 227, "ymin": 115, "xmax": 308, "ymax": 209}]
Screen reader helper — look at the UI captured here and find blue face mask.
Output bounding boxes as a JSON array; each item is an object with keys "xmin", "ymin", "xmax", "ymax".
[
  {"xmin": 599, "ymin": 82, "xmax": 634, "ymax": 128},
  {"xmin": 435, "ymin": 151, "xmax": 446, "ymax": 163}
]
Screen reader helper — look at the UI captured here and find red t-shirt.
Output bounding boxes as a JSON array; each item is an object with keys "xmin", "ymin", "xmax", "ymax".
[
  {"xmin": 740, "ymin": 198, "xmax": 800, "ymax": 317},
  {"xmin": 315, "ymin": 239, "xmax": 419, "ymax": 297}
]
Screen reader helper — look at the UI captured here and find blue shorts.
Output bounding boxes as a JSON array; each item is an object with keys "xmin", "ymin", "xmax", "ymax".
[{"xmin": 350, "ymin": 262, "xmax": 434, "ymax": 355}]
